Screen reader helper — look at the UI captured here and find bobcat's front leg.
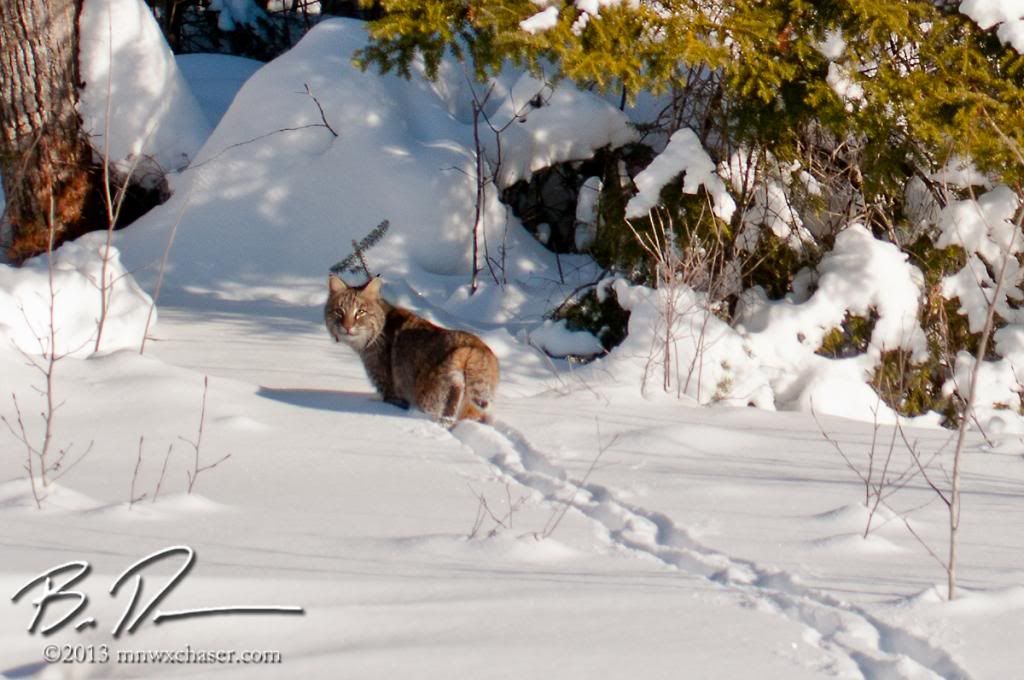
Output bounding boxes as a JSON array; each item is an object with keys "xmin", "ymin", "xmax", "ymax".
[{"xmin": 384, "ymin": 395, "xmax": 410, "ymax": 410}]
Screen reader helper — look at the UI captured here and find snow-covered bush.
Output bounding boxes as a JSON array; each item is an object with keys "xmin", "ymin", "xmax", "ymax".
[
  {"xmin": 581, "ymin": 279, "xmax": 774, "ymax": 409},
  {"xmin": 354, "ymin": 0, "xmax": 1024, "ymax": 428}
]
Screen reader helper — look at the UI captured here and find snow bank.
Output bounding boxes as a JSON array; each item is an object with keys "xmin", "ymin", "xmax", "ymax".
[
  {"xmin": 79, "ymin": 0, "xmax": 211, "ymax": 178},
  {"xmin": 113, "ymin": 19, "xmax": 595, "ymax": 309},
  {"xmin": 581, "ymin": 280, "xmax": 774, "ymax": 408},
  {"xmin": 737, "ymin": 224, "xmax": 927, "ymax": 421},
  {"xmin": 0, "ymin": 237, "xmax": 154, "ymax": 357}
]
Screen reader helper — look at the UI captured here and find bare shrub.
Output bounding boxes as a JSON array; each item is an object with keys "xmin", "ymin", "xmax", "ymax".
[
  {"xmin": 626, "ymin": 208, "xmax": 733, "ymax": 399},
  {"xmin": 2, "ymin": 198, "xmax": 92, "ymax": 507}
]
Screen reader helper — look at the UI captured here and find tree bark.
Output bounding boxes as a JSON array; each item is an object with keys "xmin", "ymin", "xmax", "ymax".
[{"xmin": 0, "ymin": 0, "xmax": 102, "ymax": 261}]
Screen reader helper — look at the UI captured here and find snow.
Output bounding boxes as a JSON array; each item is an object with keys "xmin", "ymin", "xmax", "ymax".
[
  {"xmin": 520, "ymin": 6, "xmax": 560, "ymax": 34},
  {"xmin": 2, "ymin": 12, "xmax": 1024, "ymax": 680},
  {"xmin": 574, "ymin": 175, "xmax": 602, "ymax": 251},
  {"xmin": 825, "ymin": 62, "xmax": 865, "ymax": 111},
  {"xmin": 79, "ymin": 0, "xmax": 211, "ymax": 178},
  {"xmin": 486, "ymin": 73, "xmax": 638, "ymax": 188},
  {"xmin": 935, "ymin": 186, "xmax": 1024, "ymax": 433},
  {"xmin": 961, "ymin": 0, "xmax": 1024, "ymax": 52},
  {"xmin": 625, "ymin": 127, "xmax": 736, "ymax": 222},
  {"xmin": 527, "ymin": 319, "xmax": 603, "ymax": 357},
  {"xmin": 737, "ymin": 224, "xmax": 929, "ymax": 421},
  {"xmin": 208, "ymin": 0, "xmax": 266, "ymax": 32},
  {"xmin": 723, "ymin": 149, "xmax": 815, "ymax": 252},
  {"xmin": 817, "ymin": 29, "xmax": 847, "ymax": 60},
  {"xmin": 0, "ymin": 239, "xmax": 152, "ymax": 356},
  {"xmin": 583, "ymin": 279, "xmax": 774, "ymax": 408},
  {"xmin": 176, "ymin": 54, "xmax": 264, "ymax": 126},
  {"xmin": 937, "ymin": 184, "xmax": 1021, "ymax": 273},
  {"xmin": 521, "ymin": 0, "xmax": 642, "ymax": 34},
  {"xmin": 932, "ymin": 155, "xmax": 992, "ymax": 189}
]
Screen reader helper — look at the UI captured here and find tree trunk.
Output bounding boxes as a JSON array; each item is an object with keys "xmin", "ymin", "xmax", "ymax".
[{"xmin": 0, "ymin": 0, "xmax": 102, "ymax": 261}]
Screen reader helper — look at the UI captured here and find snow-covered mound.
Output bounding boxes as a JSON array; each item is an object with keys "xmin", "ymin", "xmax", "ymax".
[
  {"xmin": 79, "ymin": 0, "xmax": 211, "ymax": 177},
  {"xmin": 0, "ymin": 237, "xmax": 154, "ymax": 356},
  {"xmin": 114, "ymin": 19, "xmax": 620, "ymax": 310}
]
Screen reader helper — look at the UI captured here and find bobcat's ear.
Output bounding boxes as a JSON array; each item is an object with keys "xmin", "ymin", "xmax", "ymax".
[
  {"xmin": 363, "ymin": 276, "xmax": 383, "ymax": 298},
  {"xmin": 328, "ymin": 275, "xmax": 347, "ymax": 296}
]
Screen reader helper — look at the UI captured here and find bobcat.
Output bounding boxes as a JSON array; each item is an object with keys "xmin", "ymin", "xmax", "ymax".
[{"xmin": 325, "ymin": 276, "xmax": 499, "ymax": 426}]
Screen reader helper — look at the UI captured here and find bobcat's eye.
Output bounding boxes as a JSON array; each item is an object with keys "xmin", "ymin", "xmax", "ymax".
[{"xmin": 355, "ymin": 309, "xmax": 366, "ymax": 318}]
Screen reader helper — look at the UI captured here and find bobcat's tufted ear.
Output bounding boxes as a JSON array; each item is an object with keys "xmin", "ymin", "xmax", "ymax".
[
  {"xmin": 328, "ymin": 275, "xmax": 347, "ymax": 296},
  {"xmin": 363, "ymin": 276, "xmax": 383, "ymax": 298}
]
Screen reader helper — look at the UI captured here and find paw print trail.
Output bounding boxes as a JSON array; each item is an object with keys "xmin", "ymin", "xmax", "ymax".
[{"xmin": 451, "ymin": 420, "xmax": 970, "ymax": 680}]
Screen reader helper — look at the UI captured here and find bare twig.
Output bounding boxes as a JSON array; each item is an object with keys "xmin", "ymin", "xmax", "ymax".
[
  {"xmin": 303, "ymin": 83, "xmax": 338, "ymax": 137},
  {"xmin": 467, "ymin": 482, "xmax": 528, "ymax": 539},
  {"xmin": 181, "ymin": 377, "xmax": 231, "ymax": 494},
  {"xmin": 152, "ymin": 443, "xmax": 173, "ymax": 503},
  {"xmin": 140, "ymin": 178, "xmax": 197, "ymax": 354},
  {"xmin": 129, "ymin": 436, "xmax": 148, "ymax": 509},
  {"xmin": 812, "ymin": 398, "xmax": 929, "ymax": 539},
  {"xmin": 464, "ymin": 70, "xmax": 551, "ymax": 293},
  {"xmin": 94, "ymin": 3, "xmax": 155, "ymax": 353}
]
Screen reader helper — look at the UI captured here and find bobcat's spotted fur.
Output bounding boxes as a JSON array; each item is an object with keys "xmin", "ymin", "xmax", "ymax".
[{"xmin": 325, "ymin": 276, "xmax": 499, "ymax": 425}]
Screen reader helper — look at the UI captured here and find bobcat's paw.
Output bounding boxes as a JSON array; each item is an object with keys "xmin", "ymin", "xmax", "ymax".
[{"xmin": 439, "ymin": 415, "xmax": 457, "ymax": 430}]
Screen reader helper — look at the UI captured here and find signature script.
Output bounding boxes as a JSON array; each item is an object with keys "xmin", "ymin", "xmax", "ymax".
[{"xmin": 11, "ymin": 546, "xmax": 304, "ymax": 637}]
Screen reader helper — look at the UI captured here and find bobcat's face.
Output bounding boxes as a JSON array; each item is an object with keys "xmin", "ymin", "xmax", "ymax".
[{"xmin": 325, "ymin": 277, "xmax": 385, "ymax": 351}]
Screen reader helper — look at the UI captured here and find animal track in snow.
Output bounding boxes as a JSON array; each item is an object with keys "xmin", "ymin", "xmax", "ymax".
[{"xmin": 453, "ymin": 419, "xmax": 970, "ymax": 680}]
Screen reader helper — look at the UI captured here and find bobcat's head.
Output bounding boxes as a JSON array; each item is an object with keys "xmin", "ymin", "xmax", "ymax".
[{"xmin": 325, "ymin": 276, "xmax": 386, "ymax": 351}]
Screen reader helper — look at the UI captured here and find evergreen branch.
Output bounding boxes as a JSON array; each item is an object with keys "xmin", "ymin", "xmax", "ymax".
[{"xmin": 329, "ymin": 219, "xmax": 390, "ymax": 279}]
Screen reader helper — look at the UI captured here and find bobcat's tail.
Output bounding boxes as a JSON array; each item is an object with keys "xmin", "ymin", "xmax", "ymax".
[{"xmin": 452, "ymin": 345, "xmax": 498, "ymax": 423}]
